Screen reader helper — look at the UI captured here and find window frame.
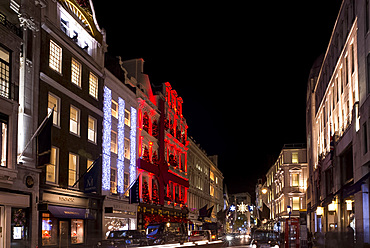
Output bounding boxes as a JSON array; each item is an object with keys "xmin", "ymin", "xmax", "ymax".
[
  {"xmin": 111, "ymin": 130, "xmax": 117, "ymax": 154},
  {"xmin": 49, "ymin": 40, "xmax": 62, "ymax": 73},
  {"xmin": 292, "ymin": 152, "xmax": 299, "ymax": 163},
  {"xmin": 89, "ymin": 72, "xmax": 98, "ymax": 99},
  {"xmin": 46, "ymin": 146, "xmax": 59, "ymax": 184},
  {"xmin": 124, "ymin": 109, "xmax": 131, "ymax": 126},
  {"xmin": 87, "ymin": 115, "xmax": 97, "ymax": 144},
  {"xmin": 292, "ymin": 197, "xmax": 300, "ymax": 210},
  {"xmin": 69, "ymin": 105, "xmax": 80, "ymax": 136},
  {"xmin": 48, "ymin": 92, "xmax": 60, "ymax": 127},
  {"xmin": 0, "ymin": 45, "xmax": 11, "ymax": 99},
  {"xmin": 0, "ymin": 113, "xmax": 8, "ymax": 168},
  {"xmin": 124, "ymin": 137, "xmax": 130, "ymax": 159},
  {"xmin": 68, "ymin": 152, "xmax": 79, "ymax": 188},
  {"xmin": 71, "ymin": 57, "xmax": 82, "ymax": 88},
  {"xmin": 111, "ymin": 100, "xmax": 118, "ymax": 119},
  {"xmin": 110, "ymin": 167, "xmax": 117, "ymax": 194},
  {"xmin": 291, "ymin": 173, "xmax": 299, "ymax": 187}
]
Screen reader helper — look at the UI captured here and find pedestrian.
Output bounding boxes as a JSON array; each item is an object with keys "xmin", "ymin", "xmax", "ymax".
[{"xmin": 345, "ymin": 225, "xmax": 354, "ymax": 247}]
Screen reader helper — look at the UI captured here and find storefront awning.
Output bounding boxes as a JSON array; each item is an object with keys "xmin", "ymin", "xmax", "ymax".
[{"xmin": 48, "ymin": 205, "xmax": 94, "ymax": 219}]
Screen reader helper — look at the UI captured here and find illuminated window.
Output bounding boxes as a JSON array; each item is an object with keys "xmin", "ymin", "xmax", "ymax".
[
  {"xmin": 292, "ymin": 173, "xmax": 299, "ymax": 187},
  {"xmin": 71, "ymin": 219, "xmax": 84, "ymax": 244},
  {"xmin": 292, "ymin": 197, "xmax": 300, "ymax": 210},
  {"xmin": 89, "ymin": 72, "xmax": 98, "ymax": 99},
  {"xmin": 124, "ymin": 138, "xmax": 130, "ymax": 159},
  {"xmin": 70, "ymin": 105, "xmax": 80, "ymax": 135},
  {"xmin": 0, "ymin": 46, "xmax": 10, "ymax": 99},
  {"xmin": 48, "ymin": 93, "xmax": 60, "ymax": 126},
  {"xmin": 292, "ymin": 152, "xmax": 299, "ymax": 163},
  {"xmin": 71, "ymin": 58, "xmax": 81, "ymax": 87},
  {"xmin": 111, "ymin": 130, "xmax": 117, "ymax": 154},
  {"xmin": 210, "ymin": 171, "xmax": 214, "ymax": 181},
  {"xmin": 87, "ymin": 159, "xmax": 93, "ymax": 172},
  {"xmin": 49, "ymin": 40, "xmax": 62, "ymax": 73},
  {"xmin": 111, "ymin": 100, "xmax": 118, "ymax": 118},
  {"xmin": 46, "ymin": 147, "xmax": 58, "ymax": 184},
  {"xmin": 68, "ymin": 153, "xmax": 79, "ymax": 187},
  {"xmin": 110, "ymin": 167, "xmax": 117, "ymax": 194},
  {"xmin": 87, "ymin": 115, "xmax": 97, "ymax": 143},
  {"xmin": 210, "ymin": 185, "xmax": 214, "ymax": 196},
  {"xmin": 125, "ymin": 109, "xmax": 131, "ymax": 126},
  {"xmin": 42, "ymin": 213, "xmax": 57, "ymax": 246},
  {"xmin": 0, "ymin": 114, "xmax": 8, "ymax": 167},
  {"xmin": 124, "ymin": 172, "xmax": 130, "ymax": 196}
]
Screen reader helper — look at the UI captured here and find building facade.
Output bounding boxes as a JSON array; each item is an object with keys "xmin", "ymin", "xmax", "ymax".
[
  {"xmin": 120, "ymin": 59, "xmax": 190, "ymax": 230},
  {"xmin": 0, "ymin": 0, "xmax": 41, "ymax": 247},
  {"xmin": 37, "ymin": 0, "xmax": 106, "ymax": 247},
  {"xmin": 101, "ymin": 55, "xmax": 139, "ymax": 236},
  {"xmin": 187, "ymin": 138, "xmax": 224, "ymax": 228},
  {"xmin": 261, "ymin": 144, "xmax": 307, "ymax": 232},
  {"xmin": 306, "ymin": 0, "xmax": 369, "ymax": 245}
]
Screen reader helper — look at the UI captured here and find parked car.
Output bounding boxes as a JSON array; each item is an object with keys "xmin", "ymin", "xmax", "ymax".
[
  {"xmin": 189, "ymin": 230, "xmax": 212, "ymax": 244},
  {"xmin": 249, "ymin": 230, "xmax": 280, "ymax": 248},
  {"xmin": 96, "ymin": 230, "xmax": 149, "ymax": 247},
  {"xmin": 146, "ymin": 222, "xmax": 187, "ymax": 245}
]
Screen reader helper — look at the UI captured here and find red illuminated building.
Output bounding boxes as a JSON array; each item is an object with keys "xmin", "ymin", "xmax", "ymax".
[{"xmin": 122, "ymin": 59, "xmax": 189, "ymax": 229}]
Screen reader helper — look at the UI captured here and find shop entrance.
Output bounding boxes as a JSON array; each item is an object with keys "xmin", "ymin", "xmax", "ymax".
[{"xmin": 59, "ymin": 221, "xmax": 69, "ymax": 247}]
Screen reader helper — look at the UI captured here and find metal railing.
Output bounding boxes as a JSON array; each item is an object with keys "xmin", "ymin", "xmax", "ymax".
[{"xmin": 0, "ymin": 11, "xmax": 22, "ymax": 38}]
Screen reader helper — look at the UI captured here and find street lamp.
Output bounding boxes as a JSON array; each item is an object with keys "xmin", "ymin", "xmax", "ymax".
[{"xmin": 262, "ymin": 188, "xmax": 268, "ymax": 194}]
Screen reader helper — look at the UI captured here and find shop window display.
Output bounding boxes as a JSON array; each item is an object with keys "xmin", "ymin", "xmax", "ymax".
[
  {"xmin": 11, "ymin": 208, "xmax": 28, "ymax": 244},
  {"xmin": 42, "ymin": 213, "xmax": 57, "ymax": 246},
  {"xmin": 71, "ymin": 219, "xmax": 84, "ymax": 244}
]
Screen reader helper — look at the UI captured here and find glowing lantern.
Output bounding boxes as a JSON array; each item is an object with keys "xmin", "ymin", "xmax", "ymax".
[
  {"xmin": 316, "ymin": 207, "xmax": 324, "ymax": 216},
  {"xmin": 328, "ymin": 201, "xmax": 336, "ymax": 212}
]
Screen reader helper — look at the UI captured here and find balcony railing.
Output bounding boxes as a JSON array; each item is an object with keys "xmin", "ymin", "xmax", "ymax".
[{"xmin": 0, "ymin": 11, "xmax": 22, "ymax": 38}]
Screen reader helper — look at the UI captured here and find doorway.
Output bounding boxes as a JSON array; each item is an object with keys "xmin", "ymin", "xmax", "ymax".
[{"xmin": 59, "ymin": 221, "xmax": 69, "ymax": 247}]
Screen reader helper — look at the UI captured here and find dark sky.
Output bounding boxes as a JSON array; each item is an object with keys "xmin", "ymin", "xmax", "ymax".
[{"xmin": 92, "ymin": 1, "xmax": 342, "ymax": 195}]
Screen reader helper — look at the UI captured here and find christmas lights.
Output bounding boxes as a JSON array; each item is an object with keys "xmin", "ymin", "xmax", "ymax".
[
  {"xmin": 237, "ymin": 202, "xmax": 248, "ymax": 214},
  {"xmin": 117, "ymin": 97, "xmax": 125, "ymax": 193},
  {"xmin": 130, "ymin": 107, "xmax": 137, "ymax": 184},
  {"xmin": 102, "ymin": 86, "xmax": 112, "ymax": 191}
]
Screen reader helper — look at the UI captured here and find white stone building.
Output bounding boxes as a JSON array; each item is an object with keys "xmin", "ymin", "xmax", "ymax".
[
  {"xmin": 187, "ymin": 137, "xmax": 224, "ymax": 228},
  {"xmin": 306, "ymin": 0, "xmax": 369, "ymax": 245}
]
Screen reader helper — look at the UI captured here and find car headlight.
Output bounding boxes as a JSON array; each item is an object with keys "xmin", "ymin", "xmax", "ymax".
[{"xmin": 226, "ymin": 235, "xmax": 233, "ymax": 241}]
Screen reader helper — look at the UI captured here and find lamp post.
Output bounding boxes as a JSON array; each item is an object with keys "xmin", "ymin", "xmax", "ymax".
[{"xmin": 287, "ymin": 205, "xmax": 292, "ymax": 248}]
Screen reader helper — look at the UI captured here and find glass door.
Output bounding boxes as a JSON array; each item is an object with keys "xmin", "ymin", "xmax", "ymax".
[{"xmin": 59, "ymin": 221, "xmax": 69, "ymax": 248}]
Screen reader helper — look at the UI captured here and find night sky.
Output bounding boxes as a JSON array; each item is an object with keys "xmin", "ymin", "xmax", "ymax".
[{"xmin": 92, "ymin": 1, "xmax": 342, "ymax": 195}]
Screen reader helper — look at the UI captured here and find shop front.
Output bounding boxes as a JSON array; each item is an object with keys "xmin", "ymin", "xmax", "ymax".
[
  {"xmin": 0, "ymin": 191, "xmax": 31, "ymax": 248},
  {"xmin": 137, "ymin": 203, "xmax": 189, "ymax": 231},
  {"xmin": 103, "ymin": 197, "xmax": 137, "ymax": 237},
  {"xmin": 38, "ymin": 191, "xmax": 102, "ymax": 248}
]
